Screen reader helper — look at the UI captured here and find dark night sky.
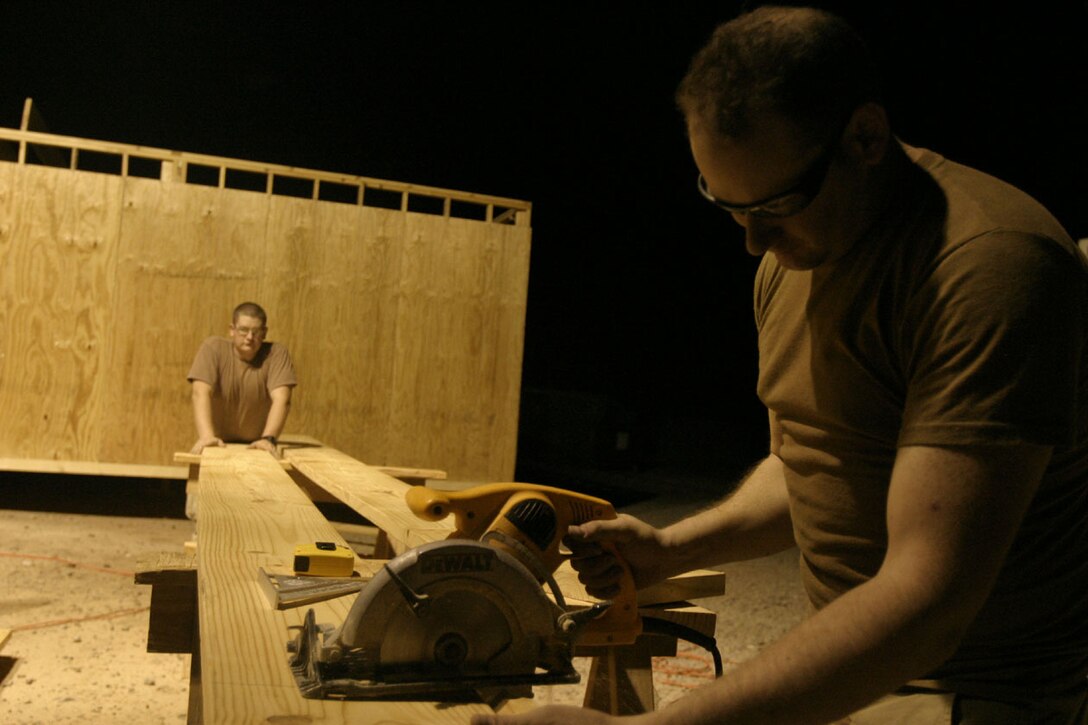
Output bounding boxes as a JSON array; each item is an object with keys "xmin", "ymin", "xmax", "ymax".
[{"xmin": 2, "ymin": 2, "xmax": 1085, "ymax": 478}]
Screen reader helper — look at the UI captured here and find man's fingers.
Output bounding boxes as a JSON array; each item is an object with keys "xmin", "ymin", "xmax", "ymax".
[
  {"xmin": 563, "ymin": 538, "xmax": 604, "ymax": 560},
  {"xmin": 567, "ymin": 519, "xmax": 628, "ymax": 543},
  {"xmin": 191, "ymin": 438, "xmax": 224, "ymax": 454},
  {"xmin": 571, "ymin": 552, "xmax": 618, "ymax": 578}
]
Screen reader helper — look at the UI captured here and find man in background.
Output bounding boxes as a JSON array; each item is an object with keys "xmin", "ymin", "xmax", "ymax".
[{"xmin": 188, "ymin": 301, "xmax": 297, "ymax": 456}]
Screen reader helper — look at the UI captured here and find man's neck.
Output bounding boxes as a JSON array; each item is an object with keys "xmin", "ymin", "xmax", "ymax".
[{"xmin": 843, "ymin": 141, "xmax": 913, "ymax": 252}]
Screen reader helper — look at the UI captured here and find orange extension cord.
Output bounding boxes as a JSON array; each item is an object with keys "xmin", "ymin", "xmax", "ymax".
[
  {"xmin": 0, "ymin": 550, "xmax": 149, "ymax": 632},
  {"xmin": 653, "ymin": 646, "xmax": 728, "ymax": 690}
]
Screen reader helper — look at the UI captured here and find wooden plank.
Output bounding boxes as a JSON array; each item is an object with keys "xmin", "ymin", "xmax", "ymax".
[
  {"xmin": 137, "ymin": 551, "xmax": 197, "ymax": 579},
  {"xmin": 173, "ymin": 449, "xmax": 446, "ymax": 481},
  {"xmin": 0, "ymin": 126, "xmax": 532, "ymax": 213},
  {"xmin": 491, "ymin": 221, "xmax": 533, "ymax": 477},
  {"xmin": 639, "ymin": 604, "xmax": 718, "ymax": 639},
  {"xmin": 264, "ymin": 202, "xmax": 404, "ymax": 466},
  {"xmin": 283, "ymin": 446, "xmax": 454, "ymax": 554},
  {"xmin": 286, "ymin": 445, "xmax": 724, "ymax": 612},
  {"xmin": 583, "ymin": 641, "xmax": 655, "ymax": 715},
  {"xmin": 0, "ymin": 165, "xmax": 123, "ymax": 461},
  {"xmin": 639, "ymin": 569, "xmax": 726, "ymax": 605},
  {"xmin": 0, "ymin": 457, "xmax": 186, "ymax": 479},
  {"xmin": 20, "ymin": 99, "xmax": 68, "ymax": 168},
  {"xmin": 385, "ymin": 214, "xmax": 529, "ymax": 479},
  {"xmin": 97, "ymin": 176, "xmax": 267, "ymax": 465},
  {"xmin": 553, "ymin": 562, "xmax": 725, "ymax": 608},
  {"xmin": 195, "ymin": 446, "xmax": 490, "ymax": 722}
]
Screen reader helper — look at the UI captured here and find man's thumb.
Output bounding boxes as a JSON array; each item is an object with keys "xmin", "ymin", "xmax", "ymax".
[{"xmin": 568, "ymin": 516, "xmax": 631, "ymax": 543}]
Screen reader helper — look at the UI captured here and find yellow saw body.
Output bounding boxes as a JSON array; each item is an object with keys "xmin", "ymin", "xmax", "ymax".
[{"xmin": 287, "ymin": 482, "xmax": 643, "ymax": 699}]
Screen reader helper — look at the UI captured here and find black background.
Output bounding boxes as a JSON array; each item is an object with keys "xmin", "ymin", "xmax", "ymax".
[{"xmin": 1, "ymin": 2, "xmax": 1085, "ymax": 504}]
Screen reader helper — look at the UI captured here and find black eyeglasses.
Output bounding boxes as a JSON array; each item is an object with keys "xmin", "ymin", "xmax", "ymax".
[{"xmin": 697, "ymin": 134, "xmax": 840, "ymax": 219}]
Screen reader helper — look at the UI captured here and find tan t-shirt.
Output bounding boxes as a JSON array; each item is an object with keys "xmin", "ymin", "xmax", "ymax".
[
  {"xmin": 755, "ymin": 145, "xmax": 1088, "ymax": 695},
  {"xmin": 187, "ymin": 336, "xmax": 297, "ymax": 442}
]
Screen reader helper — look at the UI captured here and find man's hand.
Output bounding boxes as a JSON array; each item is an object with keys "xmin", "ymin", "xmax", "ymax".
[
  {"xmin": 249, "ymin": 437, "xmax": 278, "ymax": 456},
  {"xmin": 471, "ymin": 705, "xmax": 628, "ymax": 725},
  {"xmin": 190, "ymin": 436, "xmax": 224, "ymax": 454},
  {"xmin": 565, "ymin": 514, "xmax": 670, "ymax": 598}
]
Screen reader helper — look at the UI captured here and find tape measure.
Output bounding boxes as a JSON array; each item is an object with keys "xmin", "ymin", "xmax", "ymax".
[{"xmin": 293, "ymin": 541, "xmax": 355, "ymax": 577}]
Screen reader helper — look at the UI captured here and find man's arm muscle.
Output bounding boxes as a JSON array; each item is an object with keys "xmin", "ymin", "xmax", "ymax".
[{"xmin": 651, "ymin": 443, "xmax": 1050, "ymax": 725}]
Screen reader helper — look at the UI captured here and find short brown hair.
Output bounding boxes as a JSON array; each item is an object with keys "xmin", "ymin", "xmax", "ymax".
[
  {"xmin": 676, "ymin": 6, "xmax": 882, "ymax": 144},
  {"xmin": 232, "ymin": 302, "xmax": 267, "ymax": 326}
]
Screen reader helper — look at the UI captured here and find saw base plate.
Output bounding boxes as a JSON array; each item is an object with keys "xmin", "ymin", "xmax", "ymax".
[{"xmin": 288, "ymin": 608, "xmax": 579, "ymax": 700}]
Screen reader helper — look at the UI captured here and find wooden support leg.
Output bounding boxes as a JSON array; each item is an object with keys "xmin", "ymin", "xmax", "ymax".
[
  {"xmin": 371, "ymin": 529, "xmax": 396, "ymax": 559},
  {"xmin": 135, "ymin": 555, "xmax": 198, "ymax": 653},
  {"xmin": 187, "ymin": 620, "xmax": 202, "ymax": 725},
  {"xmin": 185, "ymin": 463, "xmax": 200, "ymax": 520},
  {"xmin": 135, "ymin": 554, "xmax": 201, "ymax": 721},
  {"xmin": 583, "ymin": 640, "xmax": 656, "ymax": 715}
]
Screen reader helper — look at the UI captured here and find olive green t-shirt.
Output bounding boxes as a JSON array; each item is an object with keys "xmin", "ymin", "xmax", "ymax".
[{"xmin": 755, "ymin": 145, "xmax": 1088, "ymax": 696}]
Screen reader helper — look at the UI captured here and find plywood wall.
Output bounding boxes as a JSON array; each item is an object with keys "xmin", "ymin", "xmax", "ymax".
[{"xmin": 0, "ymin": 161, "xmax": 531, "ymax": 481}]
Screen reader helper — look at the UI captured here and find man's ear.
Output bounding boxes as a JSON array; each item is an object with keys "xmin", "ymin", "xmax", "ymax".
[{"xmin": 843, "ymin": 102, "xmax": 890, "ymax": 165}]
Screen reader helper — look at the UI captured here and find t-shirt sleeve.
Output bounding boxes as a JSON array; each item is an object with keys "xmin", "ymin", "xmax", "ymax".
[
  {"xmin": 898, "ymin": 231, "xmax": 1087, "ymax": 447},
  {"xmin": 187, "ymin": 337, "xmax": 221, "ymax": 386},
  {"xmin": 265, "ymin": 344, "xmax": 298, "ymax": 391}
]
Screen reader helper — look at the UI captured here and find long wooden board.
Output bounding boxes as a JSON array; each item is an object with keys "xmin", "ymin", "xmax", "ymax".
[
  {"xmin": 0, "ymin": 457, "xmax": 186, "ymax": 479},
  {"xmin": 284, "ymin": 445, "xmax": 725, "ymax": 608},
  {"xmin": 195, "ymin": 447, "xmax": 490, "ymax": 722},
  {"xmin": 173, "ymin": 449, "xmax": 446, "ymax": 481},
  {"xmin": 283, "ymin": 445, "xmax": 455, "ymax": 554}
]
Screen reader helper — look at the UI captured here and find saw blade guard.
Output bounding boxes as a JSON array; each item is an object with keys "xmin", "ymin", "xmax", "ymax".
[{"xmin": 324, "ymin": 539, "xmax": 565, "ymax": 682}]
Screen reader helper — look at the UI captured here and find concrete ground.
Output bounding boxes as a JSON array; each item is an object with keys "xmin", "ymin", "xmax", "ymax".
[{"xmin": 0, "ymin": 472, "xmax": 810, "ymax": 722}]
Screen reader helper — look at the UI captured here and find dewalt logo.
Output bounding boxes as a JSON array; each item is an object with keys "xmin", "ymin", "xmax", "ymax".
[{"xmin": 420, "ymin": 551, "xmax": 494, "ymax": 574}]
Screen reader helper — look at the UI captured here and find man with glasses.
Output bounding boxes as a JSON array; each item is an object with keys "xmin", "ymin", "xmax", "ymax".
[
  {"xmin": 477, "ymin": 6, "xmax": 1087, "ymax": 725},
  {"xmin": 187, "ymin": 301, "xmax": 297, "ymax": 457}
]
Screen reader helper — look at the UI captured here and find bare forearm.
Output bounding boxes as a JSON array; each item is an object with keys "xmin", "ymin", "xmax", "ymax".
[
  {"xmin": 260, "ymin": 389, "xmax": 291, "ymax": 439},
  {"xmin": 651, "ymin": 571, "xmax": 962, "ymax": 725},
  {"xmin": 191, "ymin": 387, "xmax": 217, "ymax": 440},
  {"xmin": 660, "ymin": 454, "xmax": 795, "ymax": 574},
  {"xmin": 650, "ymin": 445, "xmax": 1050, "ymax": 725}
]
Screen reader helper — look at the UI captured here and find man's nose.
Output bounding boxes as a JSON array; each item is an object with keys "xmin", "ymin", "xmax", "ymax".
[{"xmin": 731, "ymin": 212, "xmax": 774, "ymax": 257}]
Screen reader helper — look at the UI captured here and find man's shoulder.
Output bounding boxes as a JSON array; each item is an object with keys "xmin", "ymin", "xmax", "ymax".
[
  {"xmin": 906, "ymin": 144, "xmax": 1074, "ymax": 251},
  {"xmin": 188, "ymin": 336, "xmax": 232, "ymax": 383},
  {"xmin": 197, "ymin": 336, "xmax": 232, "ymax": 355}
]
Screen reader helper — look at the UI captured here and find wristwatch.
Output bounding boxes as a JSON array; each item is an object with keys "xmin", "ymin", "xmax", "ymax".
[{"xmin": 261, "ymin": 435, "xmax": 278, "ymax": 446}]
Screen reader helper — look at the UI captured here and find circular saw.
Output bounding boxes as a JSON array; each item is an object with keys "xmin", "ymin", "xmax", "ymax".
[{"xmin": 287, "ymin": 482, "xmax": 641, "ymax": 700}]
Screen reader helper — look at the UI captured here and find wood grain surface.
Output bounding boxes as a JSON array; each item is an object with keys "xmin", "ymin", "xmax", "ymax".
[{"xmin": 195, "ymin": 446, "xmax": 491, "ymax": 723}]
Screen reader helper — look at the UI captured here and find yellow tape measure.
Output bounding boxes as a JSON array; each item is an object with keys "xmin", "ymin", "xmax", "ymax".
[{"xmin": 292, "ymin": 541, "xmax": 355, "ymax": 577}]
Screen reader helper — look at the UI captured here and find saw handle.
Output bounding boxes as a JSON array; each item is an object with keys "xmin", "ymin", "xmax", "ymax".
[
  {"xmin": 406, "ymin": 482, "xmax": 613, "ymax": 541},
  {"xmin": 405, "ymin": 482, "xmax": 643, "ymax": 645},
  {"xmin": 577, "ymin": 538, "xmax": 643, "ymax": 646}
]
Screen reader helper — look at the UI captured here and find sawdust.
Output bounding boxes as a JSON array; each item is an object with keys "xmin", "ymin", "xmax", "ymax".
[
  {"xmin": 0, "ymin": 505, "xmax": 809, "ymax": 722},
  {"xmin": 0, "ymin": 510, "xmax": 192, "ymax": 725}
]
